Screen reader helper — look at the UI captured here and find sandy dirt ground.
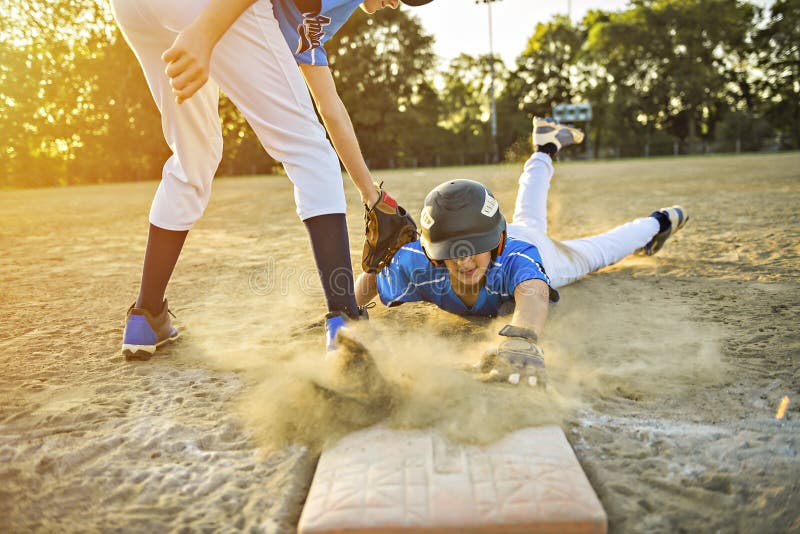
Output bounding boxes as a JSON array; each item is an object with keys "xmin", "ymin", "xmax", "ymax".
[{"xmin": 1, "ymin": 152, "xmax": 798, "ymax": 533}]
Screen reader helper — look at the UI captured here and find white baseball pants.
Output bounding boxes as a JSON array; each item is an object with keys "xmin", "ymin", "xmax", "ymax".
[
  {"xmin": 109, "ymin": 0, "xmax": 346, "ymax": 230},
  {"xmin": 507, "ymin": 153, "xmax": 660, "ymax": 289}
]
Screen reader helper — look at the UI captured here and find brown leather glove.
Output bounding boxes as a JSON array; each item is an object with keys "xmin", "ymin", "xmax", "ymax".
[{"xmin": 362, "ymin": 183, "xmax": 418, "ymax": 274}]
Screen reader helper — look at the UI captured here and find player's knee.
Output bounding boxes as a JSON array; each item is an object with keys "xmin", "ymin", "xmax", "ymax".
[
  {"xmin": 182, "ymin": 141, "xmax": 223, "ymax": 192},
  {"xmin": 201, "ymin": 137, "xmax": 224, "ymax": 179}
]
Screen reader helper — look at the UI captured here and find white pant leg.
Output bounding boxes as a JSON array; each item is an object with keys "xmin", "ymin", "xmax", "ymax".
[
  {"xmin": 511, "ymin": 152, "xmax": 554, "ymax": 232},
  {"xmin": 110, "ymin": 0, "xmax": 345, "ymax": 230},
  {"xmin": 510, "ymin": 218, "xmax": 660, "ymax": 289},
  {"xmin": 507, "ymin": 150, "xmax": 659, "ymax": 288},
  {"xmin": 208, "ymin": 1, "xmax": 345, "ymax": 221},
  {"xmin": 111, "ymin": 0, "xmax": 224, "ymax": 231}
]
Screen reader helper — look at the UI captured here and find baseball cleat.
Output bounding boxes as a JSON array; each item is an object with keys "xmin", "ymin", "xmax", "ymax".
[
  {"xmin": 122, "ymin": 300, "xmax": 179, "ymax": 361},
  {"xmin": 532, "ymin": 117, "xmax": 584, "ymax": 149},
  {"xmin": 640, "ymin": 206, "xmax": 689, "ymax": 256},
  {"xmin": 325, "ymin": 312, "xmax": 348, "ymax": 353},
  {"xmin": 314, "ymin": 336, "xmax": 394, "ymax": 415},
  {"xmin": 324, "ymin": 305, "xmax": 372, "ymax": 354}
]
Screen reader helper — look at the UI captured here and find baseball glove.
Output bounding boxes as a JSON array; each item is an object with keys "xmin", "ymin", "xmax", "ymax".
[{"xmin": 362, "ymin": 183, "xmax": 418, "ymax": 274}]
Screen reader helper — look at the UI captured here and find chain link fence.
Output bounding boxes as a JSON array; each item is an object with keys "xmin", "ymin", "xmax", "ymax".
[{"xmin": 366, "ymin": 133, "xmax": 796, "ymax": 170}]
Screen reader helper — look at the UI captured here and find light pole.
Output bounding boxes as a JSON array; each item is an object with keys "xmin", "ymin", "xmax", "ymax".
[{"xmin": 478, "ymin": 0, "xmax": 501, "ymax": 163}]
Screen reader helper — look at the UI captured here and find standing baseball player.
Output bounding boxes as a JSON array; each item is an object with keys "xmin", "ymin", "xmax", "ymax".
[
  {"xmin": 112, "ymin": 0, "xmax": 423, "ymax": 360},
  {"xmin": 354, "ymin": 117, "xmax": 690, "ymax": 387}
]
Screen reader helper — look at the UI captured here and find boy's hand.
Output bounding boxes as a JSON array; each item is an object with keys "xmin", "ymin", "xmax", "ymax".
[
  {"xmin": 162, "ymin": 26, "xmax": 213, "ymax": 104},
  {"xmin": 473, "ymin": 337, "xmax": 547, "ymax": 388}
]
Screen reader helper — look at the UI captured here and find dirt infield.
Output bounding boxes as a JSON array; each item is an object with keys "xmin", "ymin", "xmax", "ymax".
[{"xmin": 1, "ymin": 153, "xmax": 798, "ymax": 532}]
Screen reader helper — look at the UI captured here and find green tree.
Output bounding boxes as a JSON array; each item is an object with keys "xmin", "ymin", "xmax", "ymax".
[
  {"xmin": 438, "ymin": 53, "xmax": 508, "ymax": 162},
  {"xmin": 3, "ymin": 0, "xmax": 106, "ymax": 185},
  {"xmin": 583, "ymin": 7, "xmax": 665, "ymax": 156},
  {"xmin": 498, "ymin": 16, "xmax": 585, "ymax": 158},
  {"xmin": 395, "ymin": 79, "xmax": 452, "ymax": 166},
  {"xmin": 325, "ymin": 8, "xmax": 437, "ymax": 167},
  {"xmin": 755, "ymin": 0, "xmax": 800, "ymax": 148},
  {"xmin": 585, "ymin": 0, "xmax": 755, "ymax": 153},
  {"xmin": 0, "ymin": 0, "xmax": 174, "ymax": 187},
  {"xmin": 511, "ymin": 16, "xmax": 583, "ymax": 119}
]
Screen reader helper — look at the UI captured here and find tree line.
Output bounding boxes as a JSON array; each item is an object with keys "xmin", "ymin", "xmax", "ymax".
[{"xmin": 1, "ymin": 0, "xmax": 797, "ymax": 188}]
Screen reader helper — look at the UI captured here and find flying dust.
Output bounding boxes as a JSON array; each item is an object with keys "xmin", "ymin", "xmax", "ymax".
[{"xmin": 182, "ymin": 276, "xmax": 727, "ymax": 454}]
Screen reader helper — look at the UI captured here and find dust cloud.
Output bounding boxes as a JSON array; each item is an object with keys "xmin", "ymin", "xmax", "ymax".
[
  {"xmin": 544, "ymin": 281, "xmax": 728, "ymax": 405},
  {"xmin": 185, "ymin": 281, "xmax": 726, "ymax": 454}
]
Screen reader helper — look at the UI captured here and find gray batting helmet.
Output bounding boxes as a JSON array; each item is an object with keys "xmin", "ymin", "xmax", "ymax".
[{"xmin": 419, "ymin": 179, "xmax": 507, "ymax": 261}]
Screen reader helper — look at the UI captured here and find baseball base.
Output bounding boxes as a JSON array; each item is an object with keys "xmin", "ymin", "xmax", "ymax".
[{"xmin": 298, "ymin": 424, "xmax": 607, "ymax": 533}]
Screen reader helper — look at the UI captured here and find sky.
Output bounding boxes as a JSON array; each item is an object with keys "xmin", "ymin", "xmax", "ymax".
[{"xmin": 409, "ymin": 0, "xmax": 773, "ymax": 68}]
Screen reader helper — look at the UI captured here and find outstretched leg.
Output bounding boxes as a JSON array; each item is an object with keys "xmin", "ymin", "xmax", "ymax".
[
  {"xmin": 544, "ymin": 217, "xmax": 661, "ymax": 288},
  {"xmin": 508, "ymin": 117, "xmax": 688, "ymax": 288},
  {"xmin": 534, "ymin": 206, "xmax": 689, "ymax": 289},
  {"xmin": 511, "ymin": 153, "xmax": 554, "ymax": 232},
  {"xmin": 511, "ymin": 117, "xmax": 585, "ymax": 232}
]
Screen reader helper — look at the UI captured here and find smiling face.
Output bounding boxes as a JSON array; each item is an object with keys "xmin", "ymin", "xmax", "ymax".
[
  {"xmin": 359, "ymin": 0, "xmax": 400, "ymax": 14},
  {"xmin": 443, "ymin": 252, "xmax": 492, "ymax": 289}
]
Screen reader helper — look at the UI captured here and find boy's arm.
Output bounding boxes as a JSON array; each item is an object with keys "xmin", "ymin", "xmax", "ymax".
[
  {"xmin": 505, "ymin": 278, "xmax": 550, "ymax": 341},
  {"xmin": 355, "ymin": 272, "xmax": 379, "ymax": 307},
  {"xmin": 299, "ymin": 65, "xmax": 380, "ymax": 207},
  {"xmin": 474, "ymin": 278, "xmax": 550, "ymax": 388},
  {"xmin": 162, "ymin": 0, "xmax": 258, "ymax": 104},
  {"xmin": 301, "ymin": 64, "xmax": 418, "ymax": 273}
]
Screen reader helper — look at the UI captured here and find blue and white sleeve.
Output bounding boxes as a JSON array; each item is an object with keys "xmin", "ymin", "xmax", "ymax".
[
  {"xmin": 502, "ymin": 245, "xmax": 560, "ymax": 302},
  {"xmin": 375, "ymin": 251, "xmax": 423, "ymax": 307}
]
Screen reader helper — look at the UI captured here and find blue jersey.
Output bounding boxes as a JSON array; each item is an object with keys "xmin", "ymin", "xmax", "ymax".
[
  {"xmin": 272, "ymin": 0, "xmax": 363, "ymax": 66},
  {"xmin": 376, "ymin": 238, "xmax": 559, "ymax": 317}
]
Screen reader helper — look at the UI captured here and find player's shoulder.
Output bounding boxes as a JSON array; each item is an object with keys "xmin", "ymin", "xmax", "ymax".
[
  {"xmin": 378, "ymin": 239, "xmax": 439, "ymax": 293},
  {"xmin": 273, "ymin": 0, "xmax": 361, "ymax": 65},
  {"xmin": 501, "ymin": 236, "xmax": 539, "ymax": 255},
  {"xmin": 494, "ymin": 236, "xmax": 545, "ymax": 270},
  {"xmin": 390, "ymin": 240, "xmax": 429, "ymax": 267}
]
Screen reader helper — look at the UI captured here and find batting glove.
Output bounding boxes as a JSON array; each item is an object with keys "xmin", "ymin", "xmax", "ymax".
[{"xmin": 473, "ymin": 325, "xmax": 547, "ymax": 388}]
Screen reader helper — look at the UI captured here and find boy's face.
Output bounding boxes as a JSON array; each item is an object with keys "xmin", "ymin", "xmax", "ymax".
[
  {"xmin": 444, "ymin": 252, "xmax": 492, "ymax": 289},
  {"xmin": 360, "ymin": 0, "xmax": 400, "ymax": 14}
]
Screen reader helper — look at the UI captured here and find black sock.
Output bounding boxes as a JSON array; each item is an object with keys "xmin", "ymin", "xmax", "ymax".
[
  {"xmin": 651, "ymin": 210, "xmax": 670, "ymax": 233},
  {"xmin": 136, "ymin": 224, "xmax": 188, "ymax": 314},
  {"xmin": 536, "ymin": 143, "xmax": 558, "ymax": 158},
  {"xmin": 303, "ymin": 213, "xmax": 358, "ymax": 318}
]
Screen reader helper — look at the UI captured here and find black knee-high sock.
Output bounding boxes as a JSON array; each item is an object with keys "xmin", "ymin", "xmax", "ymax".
[
  {"xmin": 136, "ymin": 224, "xmax": 188, "ymax": 314},
  {"xmin": 536, "ymin": 143, "xmax": 558, "ymax": 158},
  {"xmin": 651, "ymin": 210, "xmax": 671, "ymax": 233},
  {"xmin": 303, "ymin": 213, "xmax": 358, "ymax": 318}
]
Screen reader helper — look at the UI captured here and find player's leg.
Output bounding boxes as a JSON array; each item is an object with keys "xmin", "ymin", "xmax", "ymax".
[
  {"xmin": 207, "ymin": 2, "xmax": 359, "ymax": 343},
  {"xmin": 511, "ymin": 118, "xmax": 584, "ymax": 231},
  {"xmin": 536, "ymin": 206, "xmax": 688, "ymax": 288},
  {"xmin": 510, "ymin": 152, "xmax": 553, "ymax": 232},
  {"xmin": 542, "ymin": 217, "xmax": 660, "ymax": 288},
  {"xmin": 640, "ymin": 206, "xmax": 689, "ymax": 256},
  {"xmin": 111, "ymin": 0, "xmax": 223, "ymax": 359}
]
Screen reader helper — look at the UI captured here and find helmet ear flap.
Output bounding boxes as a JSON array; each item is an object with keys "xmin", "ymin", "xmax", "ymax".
[
  {"xmin": 492, "ymin": 230, "xmax": 507, "ymax": 260},
  {"xmin": 497, "ymin": 230, "xmax": 507, "ymax": 255}
]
